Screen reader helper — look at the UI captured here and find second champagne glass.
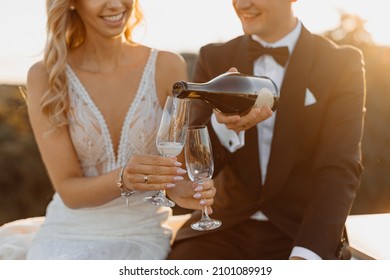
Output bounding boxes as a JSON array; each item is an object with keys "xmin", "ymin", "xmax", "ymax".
[
  {"xmin": 185, "ymin": 125, "xmax": 222, "ymax": 231},
  {"xmin": 144, "ymin": 96, "xmax": 189, "ymax": 207}
]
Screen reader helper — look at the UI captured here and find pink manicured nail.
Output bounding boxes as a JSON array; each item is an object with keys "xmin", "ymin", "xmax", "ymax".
[
  {"xmin": 200, "ymin": 199, "xmax": 206, "ymax": 206},
  {"xmin": 176, "ymin": 168, "xmax": 187, "ymax": 175},
  {"xmin": 194, "ymin": 186, "xmax": 203, "ymax": 192},
  {"xmin": 173, "ymin": 176, "xmax": 184, "ymax": 181},
  {"xmin": 193, "ymin": 193, "xmax": 201, "ymax": 199},
  {"xmin": 175, "ymin": 161, "xmax": 182, "ymax": 166},
  {"xmin": 166, "ymin": 183, "xmax": 176, "ymax": 188}
]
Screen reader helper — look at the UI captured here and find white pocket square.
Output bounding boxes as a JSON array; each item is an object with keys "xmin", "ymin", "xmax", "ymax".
[{"xmin": 304, "ymin": 88, "xmax": 316, "ymax": 106}]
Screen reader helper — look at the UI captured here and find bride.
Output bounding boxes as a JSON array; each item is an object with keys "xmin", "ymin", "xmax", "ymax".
[{"xmin": 21, "ymin": 0, "xmax": 215, "ymax": 260}]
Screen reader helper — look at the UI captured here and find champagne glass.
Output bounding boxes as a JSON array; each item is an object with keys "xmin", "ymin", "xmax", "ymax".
[
  {"xmin": 185, "ymin": 125, "xmax": 222, "ymax": 231},
  {"xmin": 144, "ymin": 96, "xmax": 189, "ymax": 207}
]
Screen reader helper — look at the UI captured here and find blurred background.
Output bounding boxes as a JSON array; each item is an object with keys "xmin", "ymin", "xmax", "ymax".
[{"xmin": 1, "ymin": 0, "xmax": 389, "ymax": 225}]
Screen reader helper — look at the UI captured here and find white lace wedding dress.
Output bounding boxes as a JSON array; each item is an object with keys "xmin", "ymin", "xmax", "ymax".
[{"xmin": 26, "ymin": 49, "xmax": 173, "ymax": 260}]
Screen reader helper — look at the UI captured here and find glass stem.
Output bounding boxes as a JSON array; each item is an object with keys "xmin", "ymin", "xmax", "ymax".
[
  {"xmin": 201, "ymin": 206, "xmax": 210, "ymax": 221},
  {"xmin": 157, "ymin": 190, "xmax": 165, "ymax": 196},
  {"xmin": 196, "ymin": 179, "xmax": 210, "ymax": 221}
]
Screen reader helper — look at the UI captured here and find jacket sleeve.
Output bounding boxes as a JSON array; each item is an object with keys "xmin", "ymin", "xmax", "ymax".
[{"xmin": 294, "ymin": 46, "xmax": 366, "ymax": 259}]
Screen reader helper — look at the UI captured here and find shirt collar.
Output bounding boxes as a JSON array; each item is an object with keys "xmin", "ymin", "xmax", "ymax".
[{"xmin": 251, "ymin": 21, "xmax": 302, "ymax": 55}]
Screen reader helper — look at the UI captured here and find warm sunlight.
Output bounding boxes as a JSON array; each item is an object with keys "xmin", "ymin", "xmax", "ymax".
[
  {"xmin": 311, "ymin": 0, "xmax": 389, "ymax": 46},
  {"xmin": 358, "ymin": 8, "xmax": 389, "ymax": 46},
  {"xmin": 0, "ymin": 0, "xmax": 388, "ymax": 84},
  {"xmin": 1, "ymin": 0, "xmax": 390, "ymax": 272}
]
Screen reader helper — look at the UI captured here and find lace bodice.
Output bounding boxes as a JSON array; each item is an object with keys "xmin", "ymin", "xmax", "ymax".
[
  {"xmin": 66, "ymin": 49, "xmax": 162, "ymax": 176},
  {"xmin": 26, "ymin": 49, "xmax": 172, "ymax": 260}
]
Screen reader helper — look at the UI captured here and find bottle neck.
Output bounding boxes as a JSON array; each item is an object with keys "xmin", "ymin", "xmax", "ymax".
[{"xmin": 172, "ymin": 81, "xmax": 207, "ymax": 99}]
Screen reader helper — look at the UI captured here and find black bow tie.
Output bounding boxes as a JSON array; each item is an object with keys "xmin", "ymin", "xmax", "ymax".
[{"xmin": 247, "ymin": 39, "xmax": 290, "ymax": 66}]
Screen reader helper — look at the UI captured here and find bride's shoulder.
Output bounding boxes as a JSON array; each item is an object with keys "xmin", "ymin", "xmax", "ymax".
[
  {"xmin": 27, "ymin": 61, "xmax": 48, "ymax": 82},
  {"xmin": 27, "ymin": 61, "xmax": 49, "ymax": 97},
  {"xmin": 157, "ymin": 50, "xmax": 186, "ymax": 68},
  {"xmin": 155, "ymin": 50, "xmax": 187, "ymax": 83}
]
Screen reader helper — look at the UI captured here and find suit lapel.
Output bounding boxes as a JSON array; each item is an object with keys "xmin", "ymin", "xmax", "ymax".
[
  {"xmin": 235, "ymin": 126, "xmax": 262, "ymax": 196},
  {"xmin": 234, "ymin": 36, "xmax": 255, "ymax": 76},
  {"xmin": 233, "ymin": 36, "xmax": 262, "ymax": 194},
  {"xmin": 260, "ymin": 26, "xmax": 314, "ymax": 203}
]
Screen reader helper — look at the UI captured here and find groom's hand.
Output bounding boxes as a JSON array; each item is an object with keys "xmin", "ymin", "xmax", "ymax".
[{"xmin": 214, "ymin": 105, "xmax": 273, "ymax": 133}]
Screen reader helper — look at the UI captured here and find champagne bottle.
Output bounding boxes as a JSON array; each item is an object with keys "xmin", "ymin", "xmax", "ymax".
[{"xmin": 172, "ymin": 72, "xmax": 279, "ymax": 116}]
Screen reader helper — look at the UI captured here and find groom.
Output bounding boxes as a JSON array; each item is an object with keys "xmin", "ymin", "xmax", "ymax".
[{"xmin": 169, "ymin": 0, "xmax": 366, "ymax": 259}]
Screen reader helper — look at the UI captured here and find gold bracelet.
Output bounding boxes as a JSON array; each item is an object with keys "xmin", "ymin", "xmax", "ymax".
[{"xmin": 117, "ymin": 166, "xmax": 134, "ymax": 207}]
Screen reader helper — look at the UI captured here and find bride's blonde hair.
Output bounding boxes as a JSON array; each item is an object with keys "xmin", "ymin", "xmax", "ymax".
[{"xmin": 42, "ymin": 0, "xmax": 143, "ymax": 129}]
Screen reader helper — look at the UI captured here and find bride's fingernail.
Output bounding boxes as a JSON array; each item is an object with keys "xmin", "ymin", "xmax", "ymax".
[
  {"xmin": 194, "ymin": 186, "xmax": 203, "ymax": 192},
  {"xmin": 174, "ymin": 161, "xmax": 182, "ymax": 166},
  {"xmin": 193, "ymin": 193, "xmax": 201, "ymax": 199},
  {"xmin": 173, "ymin": 176, "xmax": 184, "ymax": 181},
  {"xmin": 176, "ymin": 168, "xmax": 187, "ymax": 175},
  {"xmin": 166, "ymin": 183, "xmax": 176, "ymax": 188},
  {"xmin": 200, "ymin": 199, "xmax": 206, "ymax": 206}
]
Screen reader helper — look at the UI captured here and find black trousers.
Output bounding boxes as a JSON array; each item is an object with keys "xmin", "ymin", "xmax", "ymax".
[{"xmin": 168, "ymin": 219, "xmax": 294, "ymax": 260}]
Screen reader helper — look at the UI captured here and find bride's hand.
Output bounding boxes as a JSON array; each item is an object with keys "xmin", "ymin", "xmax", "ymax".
[
  {"xmin": 167, "ymin": 179, "xmax": 216, "ymax": 214},
  {"xmin": 122, "ymin": 154, "xmax": 187, "ymax": 192}
]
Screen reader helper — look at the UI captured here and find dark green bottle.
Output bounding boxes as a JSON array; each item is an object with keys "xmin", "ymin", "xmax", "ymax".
[{"xmin": 172, "ymin": 72, "xmax": 279, "ymax": 116}]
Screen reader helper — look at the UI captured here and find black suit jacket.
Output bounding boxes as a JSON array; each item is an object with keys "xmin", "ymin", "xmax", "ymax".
[{"xmin": 176, "ymin": 26, "xmax": 366, "ymax": 259}]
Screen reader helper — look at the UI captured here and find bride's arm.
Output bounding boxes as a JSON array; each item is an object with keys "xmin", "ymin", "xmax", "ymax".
[{"xmin": 26, "ymin": 62, "xmax": 183, "ymax": 209}]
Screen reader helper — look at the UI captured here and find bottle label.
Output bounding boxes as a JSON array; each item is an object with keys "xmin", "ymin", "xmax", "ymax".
[{"xmin": 254, "ymin": 88, "xmax": 274, "ymax": 109}]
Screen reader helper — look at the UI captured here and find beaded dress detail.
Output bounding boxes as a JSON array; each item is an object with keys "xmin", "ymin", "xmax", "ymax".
[{"xmin": 27, "ymin": 49, "xmax": 172, "ymax": 260}]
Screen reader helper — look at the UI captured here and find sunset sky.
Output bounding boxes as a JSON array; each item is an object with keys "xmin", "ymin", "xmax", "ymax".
[{"xmin": 0, "ymin": 0, "xmax": 387, "ymax": 84}]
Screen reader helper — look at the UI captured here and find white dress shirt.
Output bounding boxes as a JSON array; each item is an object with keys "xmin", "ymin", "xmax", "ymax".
[{"xmin": 211, "ymin": 21, "xmax": 322, "ymax": 260}]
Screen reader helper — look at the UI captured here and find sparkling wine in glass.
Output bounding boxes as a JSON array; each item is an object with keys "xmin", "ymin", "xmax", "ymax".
[
  {"xmin": 185, "ymin": 125, "xmax": 222, "ymax": 230},
  {"xmin": 144, "ymin": 96, "xmax": 189, "ymax": 207}
]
